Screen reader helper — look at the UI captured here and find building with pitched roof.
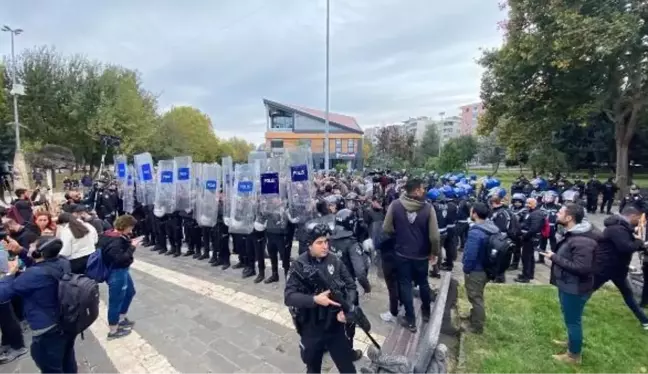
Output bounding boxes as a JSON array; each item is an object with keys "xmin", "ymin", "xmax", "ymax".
[{"xmin": 263, "ymin": 99, "xmax": 364, "ymax": 170}]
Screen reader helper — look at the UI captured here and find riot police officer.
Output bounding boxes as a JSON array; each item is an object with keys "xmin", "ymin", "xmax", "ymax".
[
  {"xmin": 426, "ymin": 188, "xmax": 447, "ymax": 278},
  {"xmin": 284, "ymin": 223, "xmax": 357, "ymax": 373},
  {"xmin": 585, "ymin": 175, "xmax": 601, "ymax": 213},
  {"xmin": 330, "ymin": 209, "xmax": 371, "ymax": 294},
  {"xmin": 600, "ymin": 177, "xmax": 618, "ymax": 214},
  {"xmin": 619, "ymin": 184, "xmax": 647, "ymax": 213},
  {"xmin": 439, "ymin": 186, "xmax": 458, "ymax": 272},
  {"xmin": 539, "ymin": 190, "xmax": 560, "ymax": 253},
  {"xmin": 509, "ymin": 193, "xmax": 527, "ymax": 270}
]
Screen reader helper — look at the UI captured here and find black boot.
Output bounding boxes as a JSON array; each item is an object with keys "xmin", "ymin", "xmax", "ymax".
[
  {"xmin": 221, "ymin": 262, "xmax": 230, "ymax": 270},
  {"xmin": 183, "ymin": 248, "xmax": 195, "ymax": 256},
  {"xmin": 192, "ymin": 248, "xmax": 201, "ymax": 259},
  {"xmin": 158, "ymin": 247, "xmax": 167, "ymax": 255},
  {"xmin": 254, "ymin": 271, "xmax": 265, "ymax": 284},
  {"xmin": 142, "ymin": 238, "xmax": 151, "ymax": 247},
  {"xmin": 242, "ymin": 267, "xmax": 256, "ymax": 279},
  {"xmin": 264, "ymin": 272, "xmax": 279, "ymax": 284},
  {"xmin": 198, "ymin": 251, "xmax": 209, "ymax": 260},
  {"xmin": 150, "ymin": 245, "xmax": 159, "ymax": 251},
  {"xmin": 232, "ymin": 262, "xmax": 245, "ymax": 270},
  {"xmin": 208, "ymin": 252, "xmax": 219, "ymax": 264},
  {"xmin": 172, "ymin": 247, "xmax": 181, "ymax": 257}
]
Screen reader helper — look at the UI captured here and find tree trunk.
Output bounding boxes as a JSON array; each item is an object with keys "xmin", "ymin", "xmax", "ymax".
[
  {"xmin": 616, "ymin": 140, "xmax": 629, "ymax": 198},
  {"xmin": 492, "ymin": 161, "xmax": 500, "ymax": 175}
]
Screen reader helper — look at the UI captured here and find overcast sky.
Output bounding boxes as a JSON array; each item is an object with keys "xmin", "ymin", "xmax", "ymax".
[{"xmin": 4, "ymin": 0, "xmax": 503, "ymax": 145}]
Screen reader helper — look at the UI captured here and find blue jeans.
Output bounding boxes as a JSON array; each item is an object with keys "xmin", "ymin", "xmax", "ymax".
[
  {"xmin": 30, "ymin": 326, "xmax": 77, "ymax": 373},
  {"xmin": 395, "ymin": 256, "xmax": 432, "ymax": 325},
  {"xmin": 107, "ymin": 268, "xmax": 136, "ymax": 326},
  {"xmin": 558, "ymin": 290, "xmax": 590, "ymax": 355}
]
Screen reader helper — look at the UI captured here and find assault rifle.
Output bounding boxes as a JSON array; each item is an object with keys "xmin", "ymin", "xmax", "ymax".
[{"xmin": 290, "ymin": 260, "xmax": 381, "ymax": 350}]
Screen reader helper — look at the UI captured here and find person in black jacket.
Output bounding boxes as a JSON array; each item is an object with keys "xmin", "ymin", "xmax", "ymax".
[
  {"xmin": 515, "ymin": 197, "xmax": 545, "ymax": 283},
  {"xmin": 592, "ymin": 206, "xmax": 648, "ymax": 329},
  {"xmin": 284, "ymin": 223, "xmax": 357, "ymax": 373},
  {"xmin": 600, "ymin": 177, "xmax": 618, "ymax": 215},
  {"xmin": 619, "ymin": 184, "xmax": 647, "ymax": 213},
  {"xmin": 97, "ymin": 214, "xmax": 139, "ymax": 340},
  {"xmin": 11, "ymin": 188, "xmax": 43, "ymax": 224},
  {"xmin": 542, "ymin": 203, "xmax": 600, "ymax": 365}
]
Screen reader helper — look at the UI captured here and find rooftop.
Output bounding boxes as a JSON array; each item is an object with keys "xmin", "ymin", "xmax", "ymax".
[{"xmin": 263, "ymin": 99, "xmax": 363, "ymax": 134}]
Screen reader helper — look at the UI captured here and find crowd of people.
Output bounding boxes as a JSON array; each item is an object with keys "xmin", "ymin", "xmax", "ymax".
[{"xmin": 0, "ymin": 154, "xmax": 647, "ymax": 372}]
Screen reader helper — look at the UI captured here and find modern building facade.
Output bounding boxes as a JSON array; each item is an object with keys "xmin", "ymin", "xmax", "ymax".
[
  {"xmin": 263, "ymin": 99, "xmax": 364, "ymax": 170},
  {"xmin": 438, "ymin": 115, "xmax": 461, "ymax": 145},
  {"xmin": 459, "ymin": 102, "xmax": 484, "ymax": 136}
]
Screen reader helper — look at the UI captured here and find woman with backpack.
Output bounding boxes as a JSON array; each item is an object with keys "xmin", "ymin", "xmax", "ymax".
[
  {"xmin": 0, "ymin": 237, "xmax": 78, "ymax": 373},
  {"xmin": 97, "ymin": 214, "xmax": 139, "ymax": 340},
  {"xmin": 56, "ymin": 213, "xmax": 98, "ymax": 274}
]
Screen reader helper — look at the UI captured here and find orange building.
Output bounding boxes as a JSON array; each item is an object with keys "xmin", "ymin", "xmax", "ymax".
[{"xmin": 263, "ymin": 99, "xmax": 364, "ymax": 170}]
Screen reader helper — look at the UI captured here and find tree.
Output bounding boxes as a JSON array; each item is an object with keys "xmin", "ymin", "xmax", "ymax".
[
  {"xmin": 477, "ymin": 132, "xmax": 505, "ymax": 174},
  {"xmin": 479, "ymin": 0, "xmax": 647, "ymax": 195},
  {"xmin": 222, "ymin": 137, "xmax": 254, "ymax": 163},
  {"xmin": 437, "ymin": 142, "xmax": 465, "ymax": 172},
  {"xmin": 155, "ymin": 106, "xmax": 221, "ymax": 162},
  {"xmin": 453, "ymin": 135, "xmax": 478, "ymax": 169},
  {"xmin": 373, "ymin": 126, "xmax": 416, "ymax": 168},
  {"xmin": 415, "ymin": 124, "xmax": 441, "ymax": 164}
]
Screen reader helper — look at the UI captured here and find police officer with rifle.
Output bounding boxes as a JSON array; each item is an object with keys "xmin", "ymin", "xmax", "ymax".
[{"xmin": 285, "ymin": 223, "xmax": 374, "ymax": 373}]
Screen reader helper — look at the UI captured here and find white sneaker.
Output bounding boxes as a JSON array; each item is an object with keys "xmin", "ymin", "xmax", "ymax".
[
  {"xmin": 380, "ymin": 312, "xmax": 395, "ymax": 322},
  {"xmin": 642, "ymin": 323, "xmax": 648, "ymax": 331}
]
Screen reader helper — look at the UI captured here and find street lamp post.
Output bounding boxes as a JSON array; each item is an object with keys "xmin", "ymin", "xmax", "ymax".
[
  {"xmin": 324, "ymin": 0, "xmax": 330, "ymax": 172},
  {"xmin": 438, "ymin": 111, "xmax": 445, "ymax": 157},
  {"xmin": 2, "ymin": 25, "xmax": 23, "ymax": 151}
]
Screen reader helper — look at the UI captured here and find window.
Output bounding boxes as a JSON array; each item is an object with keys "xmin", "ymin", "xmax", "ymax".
[
  {"xmin": 335, "ymin": 139, "xmax": 342, "ymax": 153},
  {"xmin": 270, "ymin": 139, "xmax": 284, "ymax": 148},
  {"xmin": 270, "ymin": 114, "xmax": 294, "ymax": 130},
  {"xmin": 347, "ymin": 139, "xmax": 355, "ymax": 153}
]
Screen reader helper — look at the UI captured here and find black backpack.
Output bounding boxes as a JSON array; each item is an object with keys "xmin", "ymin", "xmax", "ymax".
[
  {"xmin": 57, "ymin": 273, "xmax": 100, "ymax": 336},
  {"xmin": 481, "ymin": 230, "xmax": 514, "ymax": 280}
]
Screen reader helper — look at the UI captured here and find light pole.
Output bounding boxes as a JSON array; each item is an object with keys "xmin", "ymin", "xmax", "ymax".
[
  {"xmin": 2, "ymin": 25, "xmax": 23, "ymax": 151},
  {"xmin": 324, "ymin": 0, "xmax": 330, "ymax": 172},
  {"xmin": 438, "ymin": 111, "xmax": 445, "ymax": 157}
]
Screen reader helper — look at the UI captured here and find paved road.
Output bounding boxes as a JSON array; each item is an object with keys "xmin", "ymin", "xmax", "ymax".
[{"xmin": 3, "ymin": 240, "xmax": 398, "ymax": 373}]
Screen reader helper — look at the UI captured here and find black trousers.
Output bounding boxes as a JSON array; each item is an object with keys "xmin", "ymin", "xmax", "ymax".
[
  {"xmin": 154, "ymin": 215, "xmax": 168, "ymax": 251},
  {"xmin": 232, "ymin": 233, "xmax": 248, "ymax": 265},
  {"xmin": 300, "ymin": 328, "xmax": 356, "ymax": 373},
  {"xmin": 642, "ymin": 262, "xmax": 648, "ymax": 305},
  {"xmin": 456, "ymin": 222, "xmax": 469, "ymax": 250},
  {"xmin": 381, "ymin": 252, "xmax": 400, "ymax": 317},
  {"xmin": 69, "ymin": 255, "xmax": 90, "ymax": 274},
  {"xmin": 521, "ymin": 239, "xmax": 537, "ymax": 280},
  {"xmin": 442, "ymin": 229, "xmax": 458, "ymax": 269},
  {"xmin": 600, "ymin": 196, "xmax": 614, "ymax": 214},
  {"xmin": 166, "ymin": 213, "xmax": 183, "ymax": 251},
  {"xmin": 586, "ymin": 194, "xmax": 598, "ymax": 213},
  {"xmin": 507, "ymin": 240, "xmax": 522, "ymax": 268},
  {"xmin": 266, "ymin": 232, "xmax": 289, "ymax": 275},
  {"xmin": 0, "ymin": 302, "xmax": 24, "ymax": 349},
  {"xmin": 30, "ymin": 327, "xmax": 77, "ymax": 373},
  {"xmin": 217, "ymin": 223, "xmax": 230, "ymax": 264},
  {"xmin": 144, "ymin": 206, "xmax": 156, "ymax": 245},
  {"xmin": 249, "ymin": 230, "xmax": 266, "ymax": 273},
  {"xmin": 285, "ymin": 222, "xmax": 296, "ymax": 257}
]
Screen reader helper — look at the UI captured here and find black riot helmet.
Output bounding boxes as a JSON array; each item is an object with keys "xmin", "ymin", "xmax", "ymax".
[
  {"xmin": 304, "ymin": 222, "xmax": 333, "ymax": 246},
  {"xmin": 335, "ymin": 208, "xmax": 357, "ymax": 232}
]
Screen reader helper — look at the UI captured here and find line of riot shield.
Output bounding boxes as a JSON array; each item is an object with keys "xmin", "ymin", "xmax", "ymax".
[
  {"xmin": 114, "ymin": 154, "xmax": 128, "ymax": 198},
  {"xmin": 286, "ymin": 147, "xmax": 315, "ymax": 223},
  {"xmin": 258, "ymin": 157, "xmax": 288, "ymax": 230},
  {"xmin": 134, "ymin": 152, "xmax": 156, "ymax": 206},
  {"xmin": 228, "ymin": 163, "xmax": 258, "ymax": 235},
  {"xmin": 122, "ymin": 165, "xmax": 135, "ymax": 214},
  {"xmin": 175, "ymin": 156, "xmax": 193, "ymax": 213},
  {"xmin": 222, "ymin": 156, "xmax": 233, "ymax": 225},
  {"xmin": 196, "ymin": 163, "xmax": 221, "ymax": 227},
  {"xmin": 154, "ymin": 159, "xmax": 177, "ymax": 216}
]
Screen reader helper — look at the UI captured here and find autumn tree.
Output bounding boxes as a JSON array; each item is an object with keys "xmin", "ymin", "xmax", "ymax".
[{"xmin": 480, "ymin": 0, "xmax": 648, "ymax": 195}]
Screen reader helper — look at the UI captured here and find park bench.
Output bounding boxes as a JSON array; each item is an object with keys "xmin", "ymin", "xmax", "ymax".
[{"xmin": 362, "ymin": 272, "xmax": 458, "ymax": 374}]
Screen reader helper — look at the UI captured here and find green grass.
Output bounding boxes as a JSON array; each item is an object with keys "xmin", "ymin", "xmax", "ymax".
[{"xmin": 460, "ymin": 285, "xmax": 648, "ymax": 373}]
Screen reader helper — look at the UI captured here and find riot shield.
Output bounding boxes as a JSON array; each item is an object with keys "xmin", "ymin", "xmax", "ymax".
[
  {"xmin": 196, "ymin": 163, "xmax": 221, "ymax": 227},
  {"xmin": 248, "ymin": 151, "xmax": 268, "ymax": 174},
  {"xmin": 192, "ymin": 162, "xmax": 203, "ymax": 220},
  {"xmin": 258, "ymin": 157, "xmax": 288, "ymax": 230},
  {"xmin": 174, "ymin": 156, "xmax": 193, "ymax": 213},
  {"xmin": 222, "ymin": 156, "xmax": 233, "ymax": 225},
  {"xmin": 114, "ymin": 154, "xmax": 128, "ymax": 198},
  {"xmin": 122, "ymin": 165, "xmax": 135, "ymax": 214},
  {"xmin": 154, "ymin": 159, "xmax": 177, "ymax": 216},
  {"xmin": 228, "ymin": 163, "xmax": 258, "ymax": 234},
  {"xmin": 286, "ymin": 147, "xmax": 315, "ymax": 223},
  {"xmin": 134, "ymin": 152, "xmax": 156, "ymax": 206}
]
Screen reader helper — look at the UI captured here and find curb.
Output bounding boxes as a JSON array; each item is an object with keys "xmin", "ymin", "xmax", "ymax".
[{"xmin": 456, "ymin": 329, "xmax": 467, "ymax": 374}]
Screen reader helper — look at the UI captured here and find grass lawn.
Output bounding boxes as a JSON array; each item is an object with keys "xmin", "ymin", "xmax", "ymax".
[{"xmin": 460, "ymin": 285, "xmax": 648, "ymax": 373}]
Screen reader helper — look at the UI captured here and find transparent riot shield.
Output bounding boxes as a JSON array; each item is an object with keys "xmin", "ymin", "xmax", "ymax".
[
  {"xmin": 286, "ymin": 147, "xmax": 315, "ymax": 222},
  {"xmin": 174, "ymin": 156, "xmax": 193, "ymax": 213},
  {"xmin": 192, "ymin": 163, "xmax": 203, "ymax": 220},
  {"xmin": 222, "ymin": 156, "xmax": 233, "ymax": 224},
  {"xmin": 248, "ymin": 151, "xmax": 268, "ymax": 174},
  {"xmin": 258, "ymin": 156, "xmax": 288, "ymax": 230},
  {"xmin": 134, "ymin": 152, "xmax": 156, "ymax": 206},
  {"xmin": 229, "ymin": 163, "xmax": 258, "ymax": 234},
  {"xmin": 114, "ymin": 154, "xmax": 128, "ymax": 198},
  {"xmin": 196, "ymin": 163, "xmax": 221, "ymax": 227},
  {"xmin": 154, "ymin": 159, "xmax": 177, "ymax": 216},
  {"xmin": 122, "ymin": 165, "xmax": 135, "ymax": 214}
]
